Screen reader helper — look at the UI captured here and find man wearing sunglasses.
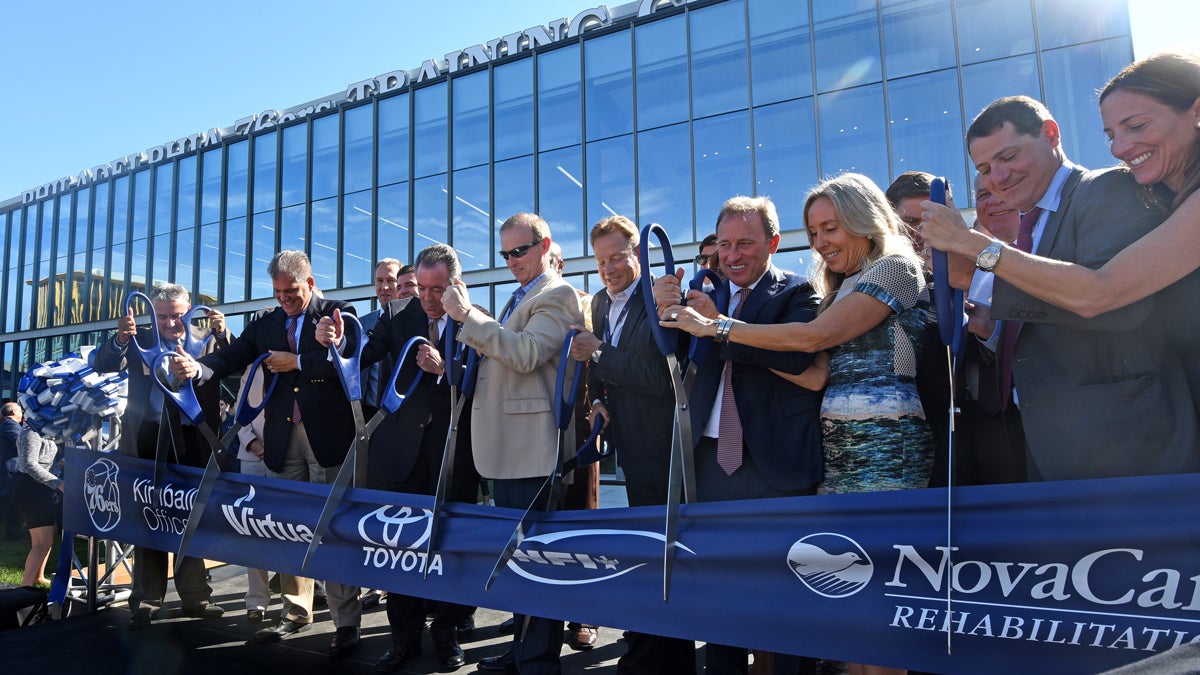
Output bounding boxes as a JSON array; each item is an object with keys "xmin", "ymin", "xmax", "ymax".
[
  {"xmin": 696, "ymin": 232, "xmax": 723, "ymax": 279},
  {"xmin": 442, "ymin": 213, "xmax": 584, "ymax": 675}
]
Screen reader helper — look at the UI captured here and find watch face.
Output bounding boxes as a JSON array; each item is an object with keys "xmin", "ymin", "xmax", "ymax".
[{"xmin": 977, "ymin": 245, "xmax": 1001, "ymax": 271}]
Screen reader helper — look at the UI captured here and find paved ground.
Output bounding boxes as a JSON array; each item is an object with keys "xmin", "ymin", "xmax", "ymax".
[
  {"xmin": 2, "ymin": 560, "xmax": 644, "ymax": 674},
  {"xmin": 0, "ymin": 483, "xmax": 682, "ymax": 674}
]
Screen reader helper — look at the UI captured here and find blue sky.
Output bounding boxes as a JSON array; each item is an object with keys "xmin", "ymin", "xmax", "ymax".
[{"xmin": 0, "ymin": 0, "xmax": 1194, "ymax": 202}]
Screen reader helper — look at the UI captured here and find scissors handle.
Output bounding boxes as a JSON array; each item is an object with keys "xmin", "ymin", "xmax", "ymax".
[
  {"xmin": 233, "ymin": 352, "xmax": 280, "ymax": 427},
  {"xmin": 150, "ymin": 351, "xmax": 205, "ymax": 426},
  {"xmin": 929, "ymin": 178, "xmax": 965, "ymax": 351},
  {"xmin": 686, "ymin": 269, "xmax": 730, "ymax": 366},
  {"xmin": 181, "ymin": 304, "xmax": 217, "ymax": 358},
  {"xmin": 122, "ymin": 291, "xmax": 166, "ymax": 368},
  {"xmin": 330, "ymin": 311, "xmax": 367, "ymax": 402},
  {"xmin": 379, "ymin": 336, "xmax": 430, "ymax": 415},
  {"xmin": 554, "ymin": 329, "xmax": 585, "ymax": 431},
  {"xmin": 638, "ymin": 224, "xmax": 680, "ymax": 357}
]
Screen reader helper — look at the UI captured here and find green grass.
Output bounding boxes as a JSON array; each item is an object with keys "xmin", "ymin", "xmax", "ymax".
[{"xmin": 0, "ymin": 530, "xmax": 88, "ymax": 588}]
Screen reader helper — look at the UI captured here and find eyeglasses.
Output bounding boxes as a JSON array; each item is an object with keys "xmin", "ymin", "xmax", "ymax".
[
  {"xmin": 693, "ymin": 253, "xmax": 710, "ymax": 266},
  {"xmin": 499, "ymin": 239, "xmax": 544, "ymax": 261}
]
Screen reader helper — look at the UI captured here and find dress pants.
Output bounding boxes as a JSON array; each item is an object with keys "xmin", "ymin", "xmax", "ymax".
[
  {"xmin": 493, "ymin": 477, "xmax": 564, "ymax": 675},
  {"xmin": 695, "ymin": 437, "xmax": 819, "ymax": 675},
  {"xmin": 266, "ymin": 421, "xmax": 361, "ymax": 626},
  {"xmin": 129, "ymin": 547, "xmax": 212, "ymax": 611},
  {"xmin": 240, "ymin": 456, "xmax": 271, "ymax": 612}
]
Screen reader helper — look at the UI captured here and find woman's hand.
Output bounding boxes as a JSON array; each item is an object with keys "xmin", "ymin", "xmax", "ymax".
[
  {"xmin": 920, "ymin": 199, "xmax": 992, "ymax": 258},
  {"xmin": 659, "ymin": 305, "xmax": 717, "ymax": 337}
]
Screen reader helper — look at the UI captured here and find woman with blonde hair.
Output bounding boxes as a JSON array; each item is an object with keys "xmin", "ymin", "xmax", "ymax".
[{"xmin": 664, "ymin": 173, "xmax": 934, "ymax": 497}]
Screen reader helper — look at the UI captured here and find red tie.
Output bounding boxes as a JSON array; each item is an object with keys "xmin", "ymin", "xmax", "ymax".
[
  {"xmin": 998, "ymin": 207, "xmax": 1043, "ymax": 409},
  {"xmin": 287, "ymin": 315, "xmax": 302, "ymax": 424},
  {"xmin": 717, "ymin": 288, "xmax": 751, "ymax": 475}
]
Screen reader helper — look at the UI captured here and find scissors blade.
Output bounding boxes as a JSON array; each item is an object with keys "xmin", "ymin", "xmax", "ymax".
[
  {"xmin": 302, "ymin": 436, "xmax": 359, "ymax": 571},
  {"xmin": 172, "ymin": 422, "xmax": 225, "ymax": 569},
  {"xmin": 484, "ymin": 472, "xmax": 556, "ymax": 591},
  {"xmin": 662, "ymin": 353, "xmax": 695, "ymax": 601},
  {"xmin": 174, "ymin": 447, "xmax": 220, "ymax": 573},
  {"xmin": 153, "ymin": 405, "xmax": 172, "ymax": 489},
  {"xmin": 425, "ymin": 391, "xmax": 468, "ymax": 580}
]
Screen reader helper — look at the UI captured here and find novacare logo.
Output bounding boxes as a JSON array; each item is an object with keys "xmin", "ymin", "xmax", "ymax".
[
  {"xmin": 885, "ymin": 546, "xmax": 1200, "ymax": 611},
  {"xmin": 787, "ymin": 533, "xmax": 873, "ymax": 598}
]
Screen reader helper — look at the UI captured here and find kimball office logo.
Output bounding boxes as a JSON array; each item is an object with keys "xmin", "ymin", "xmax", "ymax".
[
  {"xmin": 787, "ymin": 533, "xmax": 874, "ymax": 598},
  {"xmin": 84, "ymin": 458, "xmax": 121, "ymax": 533},
  {"xmin": 508, "ymin": 529, "xmax": 695, "ymax": 586}
]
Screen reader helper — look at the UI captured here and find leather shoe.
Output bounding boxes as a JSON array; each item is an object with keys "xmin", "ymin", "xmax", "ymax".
[
  {"xmin": 375, "ymin": 643, "xmax": 421, "ymax": 672},
  {"xmin": 362, "ymin": 590, "xmax": 383, "ymax": 610},
  {"xmin": 253, "ymin": 618, "xmax": 310, "ymax": 643},
  {"xmin": 246, "ymin": 609, "xmax": 266, "ymax": 624},
  {"xmin": 329, "ymin": 626, "xmax": 361, "ymax": 657},
  {"xmin": 568, "ymin": 624, "xmax": 598, "ymax": 650},
  {"xmin": 456, "ymin": 614, "xmax": 476, "ymax": 639},
  {"xmin": 496, "ymin": 616, "xmax": 515, "ymax": 635},
  {"xmin": 126, "ymin": 608, "xmax": 153, "ymax": 631},
  {"xmin": 181, "ymin": 604, "xmax": 225, "ymax": 620},
  {"xmin": 477, "ymin": 650, "xmax": 517, "ymax": 673},
  {"xmin": 436, "ymin": 643, "xmax": 465, "ymax": 671}
]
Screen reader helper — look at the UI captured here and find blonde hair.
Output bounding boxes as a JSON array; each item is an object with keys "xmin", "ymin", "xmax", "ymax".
[{"xmin": 804, "ymin": 173, "xmax": 922, "ymax": 299}]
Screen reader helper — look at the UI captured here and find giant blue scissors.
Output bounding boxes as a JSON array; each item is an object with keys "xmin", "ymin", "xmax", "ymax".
[
  {"xmin": 165, "ymin": 348, "xmax": 277, "ymax": 569},
  {"xmin": 301, "ymin": 319, "xmax": 430, "ymax": 571},
  {"xmin": 638, "ymin": 224, "xmax": 730, "ymax": 601},
  {"xmin": 123, "ymin": 291, "xmax": 219, "ymax": 489},
  {"xmin": 485, "ymin": 329, "xmax": 605, "ymax": 593},
  {"xmin": 424, "ymin": 320, "xmax": 480, "ymax": 579},
  {"xmin": 928, "ymin": 176, "xmax": 962, "ymax": 653}
]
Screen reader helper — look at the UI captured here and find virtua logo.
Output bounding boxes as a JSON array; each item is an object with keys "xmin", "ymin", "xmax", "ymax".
[
  {"xmin": 84, "ymin": 458, "xmax": 121, "ymax": 533},
  {"xmin": 787, "ymin": 533, "xmax": 873, "ymax": 598},
  {"xmin": 506, "ymin": 529, "xmax": 694, "ymax": 586},
  {"xmin": 221, "ymin": 486, "xmax": 314, "ymax": 543}
]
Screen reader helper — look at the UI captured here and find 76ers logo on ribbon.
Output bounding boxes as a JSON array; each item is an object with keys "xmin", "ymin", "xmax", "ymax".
[{"xmin": 84, "ymin": 458, "xmax": 121, "ymax": 532}]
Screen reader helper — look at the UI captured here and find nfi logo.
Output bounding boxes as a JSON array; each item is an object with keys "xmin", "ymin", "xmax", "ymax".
[{"xmin": 506, "ymin": 529, "xmax": 695, "ymax": 586}]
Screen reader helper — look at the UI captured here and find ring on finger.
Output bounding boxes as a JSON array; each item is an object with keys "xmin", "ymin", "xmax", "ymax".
[{"xmin": 670, "ymin": 312, "xmax": 679, "ymax": 320}]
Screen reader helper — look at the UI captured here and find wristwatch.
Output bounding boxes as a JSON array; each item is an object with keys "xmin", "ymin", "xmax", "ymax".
[
  {"xmin": 590, "ymin": 345, "xmax": 603, "ymax": 363},
  {"xmin": 975, "ymin": 241, "xmax": 1004, "ymax": 272}
]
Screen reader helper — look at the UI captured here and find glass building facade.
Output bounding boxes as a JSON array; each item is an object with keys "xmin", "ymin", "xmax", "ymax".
[{"xmin": 0, "ymin": 0, "xmax": 1136, "ymax": 397}]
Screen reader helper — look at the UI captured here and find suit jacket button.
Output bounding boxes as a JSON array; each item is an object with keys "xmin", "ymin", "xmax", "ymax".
[
  {"xmin": 286, "ymin": 417, "xmax": 292, "ymax": 423},
  {"xmin": 293, "ymin": 387, "xmax": 300, "ymax": 393}
]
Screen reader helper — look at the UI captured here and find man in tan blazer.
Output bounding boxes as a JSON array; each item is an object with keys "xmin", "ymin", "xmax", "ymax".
[{"xmin": 442, "ymin": 213, "xmax": 583, "ymax": 675}]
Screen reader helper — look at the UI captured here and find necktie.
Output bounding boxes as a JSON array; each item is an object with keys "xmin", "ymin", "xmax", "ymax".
[
  {"xmin": 429, "ymin": 317, "xmax": 440, "ymax": 343},
  {"xmin": 998, "ymin": 206, "xmax": 1043, "ymax": 410},
  {"xmin": 499, "ymin": 287, "xmax": 527, "ymax": 326},
  {"xmin": 717, "ymin": 287, "xmax": 752, "ymax": 475},
  {"xmin": 286, "ymin": 315, "xmax": 302, "ymax": 424}
]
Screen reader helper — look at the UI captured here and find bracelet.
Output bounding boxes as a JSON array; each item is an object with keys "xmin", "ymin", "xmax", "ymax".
[{"xmin": 714, "ymin": 317, "xmax": 733, "ymax": 343}]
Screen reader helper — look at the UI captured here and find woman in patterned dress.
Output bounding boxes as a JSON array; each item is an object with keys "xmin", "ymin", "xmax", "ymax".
[{"xmin": 664, "ymin": 172, "xmax": 934, "ymax": 495}]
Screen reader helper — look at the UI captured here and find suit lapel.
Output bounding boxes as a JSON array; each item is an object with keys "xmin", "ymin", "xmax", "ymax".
[
  {"xmin": 1034, "ymin": 167, "xmax": 1083, "ymax": 258},
  {"xmin": 737, "ymin": 266, "xmax": 783, "ymax": 322}
]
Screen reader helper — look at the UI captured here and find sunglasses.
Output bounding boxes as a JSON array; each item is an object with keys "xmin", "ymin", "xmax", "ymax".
[
  {"xmin": 694, "ymin": 253, "xmax": 710, "ymax": 266},
  {"xmin": 499, "ymin": 238, "xmax": 544, "ymax": 261}
]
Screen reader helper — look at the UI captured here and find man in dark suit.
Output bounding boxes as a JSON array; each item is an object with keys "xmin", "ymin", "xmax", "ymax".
[
  {"xmin": 568, "ymin": 215, "xmax": 696, "ymax": 674},
  {"xmin": 173, "ymin": 250, "xmax": 361, "ymax": 651},
  {"xmin": 318, "ymin": 244, "xmax": 474, "ymax": 672},
  {"xmin": 965, "ymin": 96, "xmax": 1197, "ymax": 480},
  {"xmin": 654, "ymin": 196, "xmax": 823, "ymax": 674},
  {"xmin": 92, "ymin": 283, "xmax": 230, "ymax": 630}
]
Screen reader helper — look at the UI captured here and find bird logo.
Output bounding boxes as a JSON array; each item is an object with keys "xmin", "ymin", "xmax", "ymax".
[{"xmin": 786, "ymin": 533, "xmax": 873, "ymax": 598}]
